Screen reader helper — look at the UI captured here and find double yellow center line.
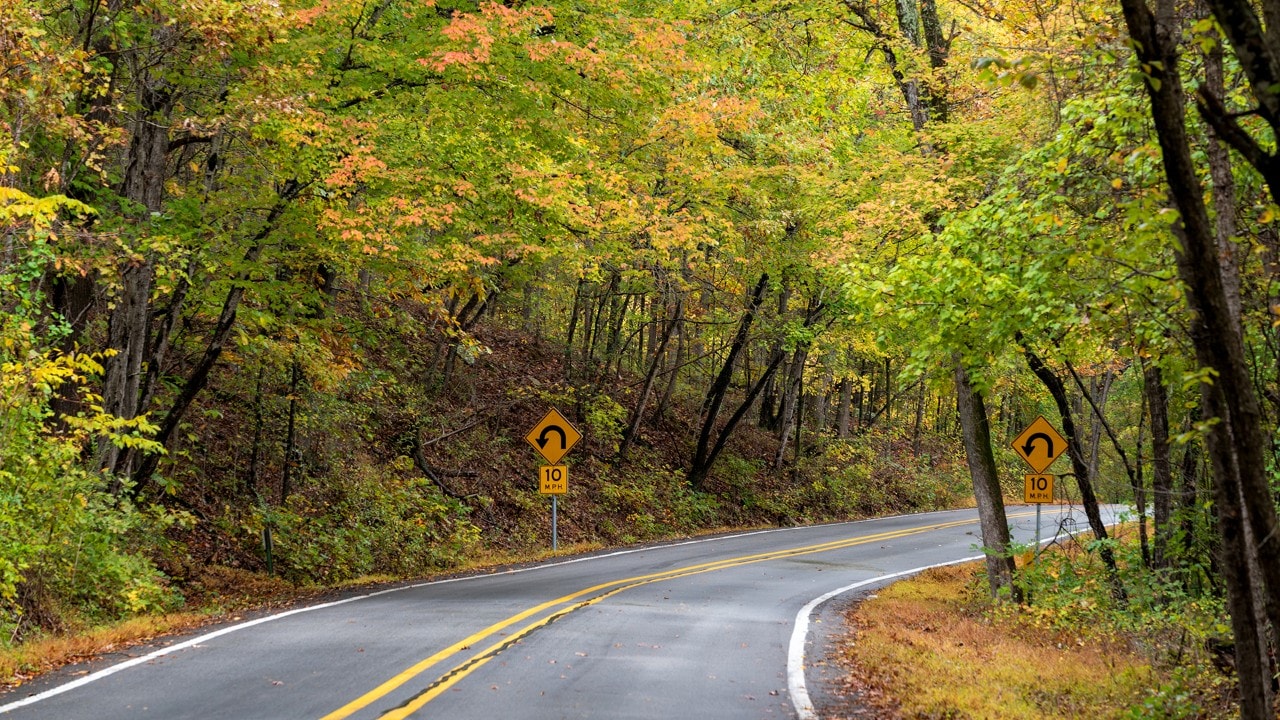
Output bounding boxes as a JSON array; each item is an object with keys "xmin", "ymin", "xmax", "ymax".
[{"xmin": 322, "ymin": 513, "xmax": 1029, "ymax": 719}]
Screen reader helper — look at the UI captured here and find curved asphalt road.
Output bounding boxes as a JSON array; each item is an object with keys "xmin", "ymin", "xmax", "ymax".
[{"xmin": 0, "ymin": 504, "xmax": 1122, "ymax": 719}]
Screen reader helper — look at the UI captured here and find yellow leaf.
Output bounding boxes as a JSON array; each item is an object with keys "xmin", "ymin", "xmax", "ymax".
[{"xmin": 1111, "ymin": 178, "xmax": 1123, "ymax": 189}]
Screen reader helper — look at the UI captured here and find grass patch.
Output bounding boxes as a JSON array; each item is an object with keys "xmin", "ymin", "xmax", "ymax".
[
  {"xmin": 835, "ymin": 559, "xmax": 1234, "ymax": 719},
  {"xmin": 0, "ymin": 613, "xmax": 206, "ymax": 690}
]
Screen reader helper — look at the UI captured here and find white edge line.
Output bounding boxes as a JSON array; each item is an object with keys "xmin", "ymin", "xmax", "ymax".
[
  {"xmin": 786, "ymin": 506, "xmax": 1122, "ymax": 719},
  {"xmin": 786, "ymin": 555, "xmax": 985, "ymax": 720},
  {"xmin": 0, "ymin": 507, "xmax": 983, "ymax": 714}
]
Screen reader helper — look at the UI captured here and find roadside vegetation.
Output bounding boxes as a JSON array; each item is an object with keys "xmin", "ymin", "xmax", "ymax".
[{"xmin": 835, "ymin": 527, "xmax": 1237, "ymax": 719}]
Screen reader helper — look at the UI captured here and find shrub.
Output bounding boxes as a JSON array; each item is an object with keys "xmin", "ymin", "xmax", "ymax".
[
  {"xmin": 251, "ymin": 463, "xmax": 480, "ymax": 583},
  {"xmin": 1, "ymin": 192, "xmax": 180, "ymax": 641}
]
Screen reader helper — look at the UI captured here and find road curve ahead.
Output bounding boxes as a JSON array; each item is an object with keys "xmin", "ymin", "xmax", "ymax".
[{"xmin": 1, "ymin": 505, "xmax": 1121, "ymax": 719}]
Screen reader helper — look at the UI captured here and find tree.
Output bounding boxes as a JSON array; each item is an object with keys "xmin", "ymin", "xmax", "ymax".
[{"xmin": 1116, "ymin": 0, "xmax": 1280, "ymax": 713}]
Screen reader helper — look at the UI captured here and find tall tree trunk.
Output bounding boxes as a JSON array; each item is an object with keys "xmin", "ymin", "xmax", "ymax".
[
  {"xmin": 912, "ymin": 383, "xmax": 926, "ymax": 455},
  {"xmin": 1134, "ymin": 393, "xmax": 1151, "ymax": 568},
  {"xmin": 836, "ymin": 377, "xmax": 852, "ymax": 439},
  {"xmin": 521, "ymin": 271, "xmax": 536, "ymax": 335},
  {"xmin": 953, "ymin": 359, "xmax": 1017, "ymax": 598},
  {"xmin": 1204, "ymin": 43, "xmax": 1244, "ymax": 336},
  {"xmin": 1203, "ymin": 43, "xmax": 1275, "ymax": 697},
  {"xmin": 815, "ymin": 354, "xmax": 835, "ymax": 436},
  {"xmin": 855, "ymin": 359, "xmax": 868, "ymax": 429},
  {"xmin": 1085, "ymin": 370, "xmax": 1115, "ymax": 481},
  {"xmin": 586, "ymin": 272, "xmax": 619, "ymax": 377},
  {"xmin": 893, "ymin": 0, "xmax": 930, "ymax": 131},
  {"xmin": 603, "ymin": 288, "xmax": 631, "ymax": 375},
  {"xmin": 1119, "ymin": 0, "xmax": 1280, "ymax": 709},
  {"xmin": 1177, "ymin": 423, "xmax": 1201, "ymax": 579},
  {"xmin": 98, "ymin": 69, "xmax": 175, "ymax": 479},
  {"xmin": 919, "ymin": 0, "xmax": 950, "ymax": 122},
  {"xmin": 882, "ymin": 357, "xmax": 893, "ymax": 425}
]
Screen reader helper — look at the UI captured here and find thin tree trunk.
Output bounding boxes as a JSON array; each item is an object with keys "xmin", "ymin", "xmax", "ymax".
[
  {"xmin": 1086, "ymin": 370, "xmax": 1115, "ymax": 481},
  {"xmin": 564, "ymin": 278, "xmax": 585, "ymax": 383},
  {"xmin": 1177, "ymin": 424, "xmax": 1201, "ymax": 575},
  {"xmin": 1019, "ymin": 340, "xmax": 1122, "ymax": 591},
  {"xmin": 793, "ymin": 375, "xmax": 804, "ymax": 465},
  {"xmin": 912, "ymin": 383, "xmax": 926, "ymax": 455},
  {"xmin": 882, "ymin": 357, "xmax": 893, "ymax": 425},
  {"xmin": 814, "ymin": 352, "xmax": 835, "ymax": 436},
  {"xmin": 688, "ymin": 273, "xmax": 769, "ymax": 489},
  {"xmin": 1144, "ymin": 362, "xmax": 1174, "ymax": 568},
  {"xmin": 774, "ymin": 345, "xmax": 809, "ymax": 470},
  {"xmin": 953, "ymin": 359, "xmax": 1017, "ymax": 598},
  {"xmin": 135, "ymin": 262, "xmax": 193, "ymax": 416},
  {"xmin": 602, "ymin": 286, "xmax": 630, "ymax": 376},
  {"xmin": 655, "ymin": 317, "xmax": 684, "ymax": 421},
  {"xmin": 131, "ymin": 180, "xmax": 301, "ymax": 493},
  {"xmin": 280, "ymin": 361, "xmax": 301, "ymax": 506},
  {"xmin": 617, "ymin": 299, "xmax": 682, "ymax": 462},
  {"xmin": 1135, "ymin": 390, "xmax": 1151, "ymax": 568},
  {"xmin": 521, "ymin": 271, "xmax": 535, "ymax": 334},
  {"xmin": 586, "ymin": 273, "xmax": 618, "ymax": 375},
  {"xmin": 246, "ymin": 366, "xmax": 267, "ymax": 497}
]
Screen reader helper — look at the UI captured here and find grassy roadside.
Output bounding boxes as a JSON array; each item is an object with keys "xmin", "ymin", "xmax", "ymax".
[{"xmin": 831, "ymin": 547, "xmax": 1237, "ymax": 719}]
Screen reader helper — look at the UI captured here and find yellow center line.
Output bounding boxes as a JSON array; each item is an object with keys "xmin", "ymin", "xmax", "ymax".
[{"xmin": 322, "ymin": 512, "xmax": 1033, "ymax": 720}]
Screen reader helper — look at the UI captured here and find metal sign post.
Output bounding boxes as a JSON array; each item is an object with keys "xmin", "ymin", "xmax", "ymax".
[
  {"xmin": 1015, "ymin": 417, "xmax": 1064, "ymax": 565},
  {"xmin": 540, "ymin": 464, "xmax": 567, "ymax": 551},
  {"xmin": 1023, "ymin": 473, "xmax": 1056, "ymax": 560},
  {"xmin": 528, "ymin": 409, "xmax": 579, "ymax": 552}
]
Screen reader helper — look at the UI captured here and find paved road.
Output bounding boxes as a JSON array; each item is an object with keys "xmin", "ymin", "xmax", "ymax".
[{"xmin": 0, "ymin": 504, "xmax": 1121, "ymax": 719}]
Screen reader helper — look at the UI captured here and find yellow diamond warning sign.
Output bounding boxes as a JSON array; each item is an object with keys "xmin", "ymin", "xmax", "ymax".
[
  {"xmin": 526, "ymin": 408, "xmax": 582, "ymax": 465},
  {"xmin": 1012, "ymin": 416, "xmax": 1067, "ymax": 473}
]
